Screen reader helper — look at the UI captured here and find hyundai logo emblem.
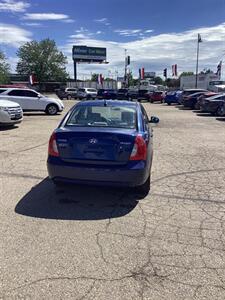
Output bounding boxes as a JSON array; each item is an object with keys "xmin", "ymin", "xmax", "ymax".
[{"xmin": 89, "ymin": 138, "xmax": 98, "ymax": 144}]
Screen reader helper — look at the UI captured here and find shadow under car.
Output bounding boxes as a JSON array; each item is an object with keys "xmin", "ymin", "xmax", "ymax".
[{"xmin": 15, "ymin": 178, "xmax": 140, "ymax": 221}]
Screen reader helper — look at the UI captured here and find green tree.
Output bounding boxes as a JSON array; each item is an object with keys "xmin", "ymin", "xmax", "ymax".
[
  {"xmin": 165, "ymin": 78, "xmax": 180, "ymax": 88},
  {"xmin": 154, "ymin": 76, "xmax": 164, "ymax": 85},
  {"xmin": 200, "ymin": 69, "xmax": 214, "ymax": 74},
  {"xmin": 0, "ymin": 50, "xmax": 10, "ymax": 84},
  {"xmin": 179, "ymin": 71, "xmax": 194, "ymax": 77},
  {"xmin": 91, "ymin": 73, "xmax": 98, "ymax": 81},
  {"xmin": 16, "ymin": 39, "xmax": 68, "ymax": 88}
]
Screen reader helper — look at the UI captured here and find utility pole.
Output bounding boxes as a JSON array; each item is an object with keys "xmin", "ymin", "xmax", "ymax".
[
  {"xmin": 74, "ymin": 61, "xmax": 77, "ymax": 82},
  {"xmin": 124, "ymin": 49, "xmax": 127, "ymax": 88},
  {"xmin": 195, "ymin": 33, "xmax": 202, "ymax": 88}
]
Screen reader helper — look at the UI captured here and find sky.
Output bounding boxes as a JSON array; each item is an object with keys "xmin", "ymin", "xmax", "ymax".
[{"xmin": 1, "ymin": 0, "xmax": 225, "ymax": 79}]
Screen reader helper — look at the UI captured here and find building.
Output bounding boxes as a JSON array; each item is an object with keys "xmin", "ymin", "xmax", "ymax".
[{"xmin": 180, "ymin": 73, "xmax": 220, "ymax": 90}]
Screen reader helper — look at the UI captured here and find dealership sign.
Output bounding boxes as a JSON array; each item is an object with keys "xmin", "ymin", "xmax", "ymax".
[
  {"xmin": 144, "ymin": 72, "xmax": 156, "ymax": 78},
  {"xmin": 72, "ymin": 46, "xmax": 107, "ymax": 62}
]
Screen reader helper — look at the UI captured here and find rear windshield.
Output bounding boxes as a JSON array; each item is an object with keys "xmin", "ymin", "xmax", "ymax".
[
  {"xmin": 66, "ymin": 105, "xmax": 137, "ymax": 129},
  {"xmin": 87, "ymin": 89, "xmax": 97, "ymax": 92}
]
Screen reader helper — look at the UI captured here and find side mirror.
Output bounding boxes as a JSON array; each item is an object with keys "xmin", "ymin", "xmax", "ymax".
[
  {"xmin": 37, "ymin": 94, "xmax": 42, "ymax": 99},
  {"xmin": 149, "ymin": 116, "xmax": 160, "ymax": 124}
]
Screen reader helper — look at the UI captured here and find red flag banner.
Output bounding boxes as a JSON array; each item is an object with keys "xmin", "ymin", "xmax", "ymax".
[
  {"xmin": 172, "ymin": 64, "xmax": 178, "ymax": 77},
  {"xmin": 98, "ymin": 74, "xmax": 103, "ymax": 85},
  {"xmin": 216, "ymin": 61, "xmax": 222, "ymax": 79},
  {"xmin": 141, "ymin": 68, "xmax": 145, "ymax": 80}
]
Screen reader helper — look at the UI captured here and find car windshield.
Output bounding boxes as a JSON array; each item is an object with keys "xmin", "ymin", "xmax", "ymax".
[{"xmin": 66, "ymin": 105, "xmax": 137, "ymax": 129}]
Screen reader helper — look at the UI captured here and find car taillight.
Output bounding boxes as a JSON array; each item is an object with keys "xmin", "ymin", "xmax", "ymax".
[
  {"xmin": 48, "ymin": 133, "xmax": 59, "ymax": 157},
  {"xmin": 130, "ymin": 135, "xmax": 147, "ymax": 161}
]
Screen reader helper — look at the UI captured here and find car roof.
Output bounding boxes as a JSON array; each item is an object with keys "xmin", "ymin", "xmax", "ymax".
[
  {"xmin": 2, "ymin": 88, "xmax": 36, "ymax": 92},
  {"xmin": 208, "ymin": 93, "xmax": 225, "ymax": 100},
  {"xmin": 190, "ymin": 91, "xmax": 207, "ymax": 96},
  {"xmin": 76, "ymin": 100, "xmax": 138, "ymax": 107},
  {"xmin": 184, "ymin": 89, "xmax": 207, "ymax": 92}
]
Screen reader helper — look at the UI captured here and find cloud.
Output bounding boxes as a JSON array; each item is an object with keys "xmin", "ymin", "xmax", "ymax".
[
  {"xmin": 94, "ymin": 18, "xmax": 110, "ymax": 26},
  {"xmin": 23, "ymin": 13, "xmax": 73, "ymax": 21},
  {"xmin": 145, "ymin": 29, "xmax": 154, "ymax": 33},
  {"xmin": 0, "ymin": 23, "xmax": 31, "ymax": 47},
  {"xmin": 62, "ymin": 22, "xmax": 225, "ymax": 78},
  {"xmin": 114, "ymin": 28, "xmax": 154, "ymax": 38},
  {"xmin": 22, "ymin": 22, "xmax": 42, "ymax": 27},
  {"xmin": 0, "ymin": 0, "xmax": 29, "ymax": 12},
  {"xmin": 114, "ymin": 29, "xmax": 142, "ymax": 37},
  {"xmin": 62, "ymin": 19, "xmax": 75, "ymax": 23},
  {"xmin": 69, "ymin": 27, "xmax": 103, "ymax": 40}
]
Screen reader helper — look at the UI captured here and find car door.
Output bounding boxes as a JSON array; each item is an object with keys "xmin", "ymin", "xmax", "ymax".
[
  {"xmin": 21, "ymin": 90, "xmax": 44, "ymax": 110},
  {"xmin": 5, "ymin": 89, "xmax": 41, "ymax": 111},
  {"xmin": 3, "ymin": 89, "xmax": 28, "ymax": 109},
  {"xmin": 141, "ymin": 105, "xmax": 153, "ymax": 167}
]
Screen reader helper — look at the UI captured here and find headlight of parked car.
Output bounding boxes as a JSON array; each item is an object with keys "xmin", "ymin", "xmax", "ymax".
[{"xmin": 0, "ymin": 107, "xmax": 9, "ymax": 112}]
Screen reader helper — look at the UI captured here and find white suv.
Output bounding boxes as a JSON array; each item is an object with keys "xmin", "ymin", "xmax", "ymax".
[
  {"xmin": 0, "ymin": 88, "xmax": 64, "ymax": 115},
  {"xmin": 77, "ymin": 88, "xmax": 97, "ymax": 100},
  {"xmin": 0, "ymin": 99, "xmax": 23, "ymax": 126}
]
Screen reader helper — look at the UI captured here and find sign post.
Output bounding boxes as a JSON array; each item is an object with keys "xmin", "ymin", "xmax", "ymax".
[{"xmin": 72, "ymin": 46, "xmax": 108, "ymax": 81}]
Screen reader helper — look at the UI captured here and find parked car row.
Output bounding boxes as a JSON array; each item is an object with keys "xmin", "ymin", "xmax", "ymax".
[
  {"xmin": 56, "ymin": 87, "xmax": 166, "ymax": 103},
  {"xmin": 97, "ymin": 89, "xmax": 166, "ymax": 102},
  {"xmin": 164, "ymin": 88, "xmax": 225, "ymax": 117},
  {"xmin": 56, "ymin": 87, "xmax": 97, "ymax": 100},
  {"xmin": 0, "ymin": 87, "xmax": 64, "ymax": 127}
]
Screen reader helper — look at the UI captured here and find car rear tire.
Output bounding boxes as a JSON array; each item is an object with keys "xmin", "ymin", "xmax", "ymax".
[
  {"xmin": 46, "ymin": 104, "xmax": 58, "ymax": 115},
  {"xmin": 167, "ymin": 102, "xmax": 171, "ymax": 105},
  {"xmin": 216, "ymin": 106, "xmax": 225, "ymax": 116},
  {"xmin": 135, "ymin": 176, "xmax": 150, "ymax": 196},
  {"xmin": 195, "ymin": 102, "xmax": 200, "ymax": 110}
]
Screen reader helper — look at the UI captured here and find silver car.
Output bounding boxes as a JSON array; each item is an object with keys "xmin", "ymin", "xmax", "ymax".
[{"xmin": 77, "ymin": 88, "xmax": 97, "ymax": 100}]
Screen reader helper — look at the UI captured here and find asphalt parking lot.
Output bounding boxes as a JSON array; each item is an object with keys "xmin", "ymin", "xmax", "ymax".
[{"xmin": 1, "ymin": 101, "xmax": 225, "ymax": 300}]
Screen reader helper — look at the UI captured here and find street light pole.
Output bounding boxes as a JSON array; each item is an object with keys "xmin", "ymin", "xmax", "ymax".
[
  {"xmin": 195, "ymin": 33, "xmax": 202, "ymax": 88},
  {"xmin": 124, "ymin": 49, "xmax": 127, "ymax": 87}
]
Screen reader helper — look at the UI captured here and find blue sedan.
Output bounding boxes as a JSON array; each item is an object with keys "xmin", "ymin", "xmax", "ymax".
[
  {"xmin": 47, "ymin": 100, "xmax": 159, "ymax": 194},
  {"xmin": 164, "ymin": 91, "xmax": 183, "ymax": 105}
]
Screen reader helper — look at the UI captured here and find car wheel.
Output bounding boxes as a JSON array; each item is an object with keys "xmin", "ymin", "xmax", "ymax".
[
  {"xmin": 195, "ymin": 102, "xmax": 200, "ymax": 110},
  {"xmin": 135, "ymin": 176, "xmax": 150, "ymax": 197},
  {"xmin": 167, "ymin": 102, "xmax": 171, "ymax": 106},
  {"xmin": 46, "ymin": 104, "xmax": 58, "ymax": 115},
  {"xmin": 67, "ymin": 95, "xmax": 72, "ymax": 100},
  {"xmin": 216, "ymin": 106, "xmax": 225, "ymax": 116}
]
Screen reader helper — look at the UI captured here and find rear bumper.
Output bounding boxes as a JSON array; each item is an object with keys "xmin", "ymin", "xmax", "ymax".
[
  {"xmin": 47, "ymin": 158, "xmax": 150, "ymax": 187},
  {"xmin": 165, "ymin": 98, "xmax": 177, "ymax": 104}
]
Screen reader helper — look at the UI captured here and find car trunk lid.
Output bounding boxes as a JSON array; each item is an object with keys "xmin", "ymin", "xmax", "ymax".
[{"xmin": 56, "ymin": 128, "xmax": 137, "ymax": 165}]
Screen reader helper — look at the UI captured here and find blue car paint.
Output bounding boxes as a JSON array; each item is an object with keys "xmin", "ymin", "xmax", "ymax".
[
  {"xmin": 165, "ymin": 91, "xmax": 183, "ymax": 105},
  {"xmin": 47, "ymin": 100, "xmax": 153, "ymax": 187}
]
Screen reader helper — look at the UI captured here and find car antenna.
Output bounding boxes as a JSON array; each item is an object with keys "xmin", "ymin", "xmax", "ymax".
[{"xmin": 104, "ymin": 99, "xmax": 107, "ymax": 107}]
